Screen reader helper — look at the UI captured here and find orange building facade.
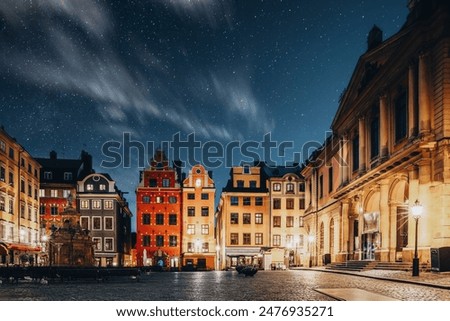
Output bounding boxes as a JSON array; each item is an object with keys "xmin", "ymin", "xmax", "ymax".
[{"xmin": 135, "ymin": 150, "xmax": 182, "ymax": 269}]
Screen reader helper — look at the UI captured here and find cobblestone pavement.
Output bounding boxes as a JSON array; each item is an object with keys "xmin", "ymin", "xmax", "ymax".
[
  {"xmin": 1, "ymin": 269, "xmax": 449, "ymax": 301},
  {"xmin": 300, "ymin": 267, "xmax": 450, "ymax": 288}
]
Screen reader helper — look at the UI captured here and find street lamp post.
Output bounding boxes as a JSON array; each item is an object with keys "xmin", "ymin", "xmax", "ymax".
[{"xmin": 411, "ymin": 199, "xmax": 423, "ymax": 277}]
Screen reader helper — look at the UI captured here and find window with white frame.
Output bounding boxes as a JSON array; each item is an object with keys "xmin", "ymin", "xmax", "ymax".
[
  {"xmin": 86, "ymin": 184, "xmax": 94, "ymax": 191},
  {"xmin": 104, "ymin": 200, "xmax": 113, "ymax": 210},
  {"xmin": 80, "ymin": 200, "xmax": 89, "ymax": 209},
  {"xmin": 273, "ymin": 183, "xmax": 281, "ymax": 191},
  {"xmin": 201, "ymin": 224, "xmax": 209, "ymax": 235},
  {"xmin": 99, "ymin": 184, "xmax": 106, "ymax": 191},
  {"xmin": 80, "ymin": 216, "xmax": 89, "ymax": 230},
  {"xmin": 92, "ymin": 200, "xmax": 101, "ymax": 209},
  {"xmin": 63, "ymin": 189, "xmax": 71, "ymax": 198},
  {"xmin": 104, "ymin": 217, "xmax": 113, "ymax": 230},
  {"xmin": 50, "ymin": 189, "xmax": 58, "ymax": 197},
  {"xmin": 104, "ymin": 238, "xmax": 114, "ymax": 251},
  {"xmin": 92, "ymin": 217, "xmax": 101, "ymax": 230},
  {"xmin": 93, "ymin": 237, "xmax": 102, "ymax": 251},
  {"xmin": 273, "ymin": 234, "xmax": 281, "ymax": 246},
  {"xmin": 39, "ymin": 189, "xmax": 45, "ymax": 197}
]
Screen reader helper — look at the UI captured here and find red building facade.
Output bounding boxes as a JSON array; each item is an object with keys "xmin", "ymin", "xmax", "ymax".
[{"xmin": 136, "ymin": 150, "xmax": 182, "ymax": 269}]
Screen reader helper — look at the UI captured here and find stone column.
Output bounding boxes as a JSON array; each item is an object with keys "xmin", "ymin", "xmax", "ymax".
[
  {"xmin": 379, "ymin": 179, "xmax": 390, "ymax": 261},
  {"xmin": 418, "ymin": 52, "xmax": 432, "ymax": 136},
  {"xmin": 340, "ymin": 199, "xmax": 350, "ymax": 262},
  {"xmin": 359, "ymin": 117, "xmax": 366, "ymax": 172},
  {"xmin": 340, "ymin": 135, "xmax": 349, "ymax": 185},
  {"xmin": 379, "ymin": 94, "xmax": 389, "ymax": 158},
  {"xmin": 408, "ymin": 62, "xmax": 418, "ymax": 137}
]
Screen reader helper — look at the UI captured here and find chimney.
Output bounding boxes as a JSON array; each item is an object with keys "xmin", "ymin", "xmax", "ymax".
[
  {"xmin": 367, "ymin": 25, "xmax": 383, "ymax": 51},
  {"xmin": 50, "ymin": 150, "xmax": 57, "ymax": 160}
]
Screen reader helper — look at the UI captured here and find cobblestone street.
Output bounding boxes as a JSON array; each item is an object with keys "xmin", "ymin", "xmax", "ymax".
[{"xmin": 1, "ymin": 269, "xmax": 449, "ymax": 301}]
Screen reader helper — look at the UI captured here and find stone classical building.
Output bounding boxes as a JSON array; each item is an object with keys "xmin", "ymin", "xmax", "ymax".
[
  {"xmin": 0, "ymin": 126, "xmax": 41, "ymax": 266},
  {"xmin": 181, "ymin": 164, "xmax": 216, "ymax": 270},
  {"xmin": 302, "ymin": 0, "xmax": 450, "ymax": 267}
]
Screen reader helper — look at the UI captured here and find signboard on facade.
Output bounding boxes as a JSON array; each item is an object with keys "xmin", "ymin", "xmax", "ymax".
[{"xmin": 363, "ymin": 212, "xmax": 380, "ymax": 234}]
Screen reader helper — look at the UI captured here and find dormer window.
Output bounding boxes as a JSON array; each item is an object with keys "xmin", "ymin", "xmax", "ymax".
[
  {"xmin": 64, "ymin": 172, "xmax": 73, "ymax": 181},
  {"xmin": 243, "ymin": 166, "xmax": 250, "ymax": 174},
  {"xmin": 44, "ymin": 171, "xmax": 53, "ymax": 180},
  {"xmin": 286, "ymin": 183, "xmax": 294, "ymax": 194},
  {"xmin": 86, "ymin": 184, "xmax": 94, "ymax": 191}
]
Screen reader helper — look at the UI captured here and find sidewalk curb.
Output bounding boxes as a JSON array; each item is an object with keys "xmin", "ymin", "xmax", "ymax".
[{"xmin": 291, "ymin": 267, "xmax": 450, "ymax": 290}]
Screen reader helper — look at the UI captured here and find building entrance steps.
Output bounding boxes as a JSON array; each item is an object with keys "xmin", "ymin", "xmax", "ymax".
[{"xmin": 315, "ymin": 288, "xmax": 400, "ymax": 301}]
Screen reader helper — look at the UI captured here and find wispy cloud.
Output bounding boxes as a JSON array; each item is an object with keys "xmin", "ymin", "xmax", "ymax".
[
  {"xmin": 0, "ymin": 0, "xmax": 269, "ymax": 141},
  {"xmin": 156, "ymin": 0, "xmax": 233, "ymax": 28},
  {"xmin": 0, "ymin": 0, "xmax": 112, "ymax": 38},
  {"xmin": 212, "ymin": 74, "xmax": 274, "ymax": 134}
]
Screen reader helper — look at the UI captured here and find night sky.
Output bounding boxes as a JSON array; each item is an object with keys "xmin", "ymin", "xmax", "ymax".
[{"xmin": 0, "ymin": 0, "xmax": 408, "ymax": 228}]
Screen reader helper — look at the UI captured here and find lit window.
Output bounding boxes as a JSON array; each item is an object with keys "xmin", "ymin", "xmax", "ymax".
[
  {"xmin": 201, "ymin": 224, "xmax": 209, "ymax": 235},
  {"xmin": 255, "ymin": 233, "xmax": 263, "ymax": 245},
  {"xmin": 104, "ymin": 200, "xmax": 113, "ymax": 209},
  {"xmin": 273, "ymin": 183, "xmax": 281, "ymax": 191},
  {"xmin": 273, "ymin": 235, "xmax": 281, "ymax": 246},
  {"xmin": 92, "ymin": 200, "xmax": 101, "ymax": 209},
  {"xmin": 104, "ymin": 238, "xmax": 114, "ymax": 251},
  {"xmin": 255, "ymin": 213, "xmax": 263, "ymax": 224},
  {"xmin": 93, "ymin": 237, "xmax": 102, "ymax": 251},
  {"xmin": 80, "ymin": 200, "xmax": 89, "ymax": 209},
  {"xmin": 99, "ymin": 184, "xmax": 106, "ymax": 191},
  {"xmin": 187, "ymin": 224, "xmax": 195, "ymax": 235},
  {"xmin": 86, "ymin": 184, "xmax": 94, "ymax": 191}
]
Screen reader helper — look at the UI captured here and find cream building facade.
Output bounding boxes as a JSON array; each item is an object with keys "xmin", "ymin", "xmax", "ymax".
[
  {"xmin": 216, "ymin": 165, "xmax": 269, "ymax": 270},
  {"xmin": 181, "ymin": 164, "xmax": 216, "ymax": 270},
  {"xmin": 302, "ymin": 1, "xmax": 450, "ymax": 267},
  {"xmin": 0, "ymin": 126, "xmax": 41, "ymax": 266}
]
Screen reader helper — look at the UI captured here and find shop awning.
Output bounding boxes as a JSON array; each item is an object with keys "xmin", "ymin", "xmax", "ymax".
[{"xmin": 225, "ymin": 247, "xmax": 262, "ymax": 257}]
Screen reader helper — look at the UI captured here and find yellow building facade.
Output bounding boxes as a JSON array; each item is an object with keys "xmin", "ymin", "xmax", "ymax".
[
  {"xmin": 216, "ymin": 165, "xmax": 269, "ymax": 270},
  {"xmin": 268, "ymin": 170, "xmax": 306, "ymax": 268},
  {"xmin": 0, "ymin": 126, "xmax": 41, "ymax": 266},
  {"xmin": 181, "ymin": 164, "xmax": 216, "ymax": 270}
]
